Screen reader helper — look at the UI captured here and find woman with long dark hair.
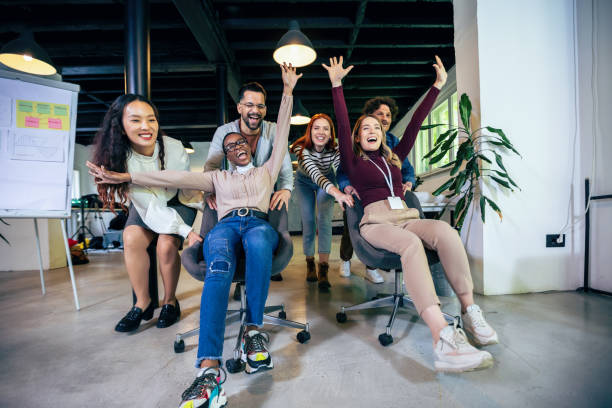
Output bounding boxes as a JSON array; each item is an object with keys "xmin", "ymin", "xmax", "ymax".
[
  {"xmin": 324, "ymin": 56, "xmax": 499, "ymax": 372},
  {"xmin": 91, "ymin": 94, "xmax": 201, "ymax": 332},
  {"xmin": 290, "ymin": 114, "xmax": 353, "ymax": 289}
]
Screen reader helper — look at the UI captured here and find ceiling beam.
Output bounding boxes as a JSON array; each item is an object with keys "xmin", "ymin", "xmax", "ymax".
[
  {"xmin": 346, "ymin": 1, "xmax": 368, "ymax": 61},
  {"xmin": 236, "ymin": 58, "xmax": 431, "ymax": 67},
  {"xmin": 247, "ymin": 72, "xmax": 431, "ymax": 80},
  {"xmin": 220, "ymin": 17, "xmax": 452, "ymax": 30},
  {"xmin": 212, "ymin": 0, "xmax": 450, "ymax": 3},
  {"xmin": 172, "ymin": 0, "xmax": 242, "ymax": 101},
  {"xmin": 231, "ymin": 40, "xmax": 454, "ymax": 50},
  {"xmin": 0, "ymin": 22, "xmax": 186, "ymax": 34},
  {"xmin": 62, "ymin": 63, "xmax": 216, "ymax": 76}
]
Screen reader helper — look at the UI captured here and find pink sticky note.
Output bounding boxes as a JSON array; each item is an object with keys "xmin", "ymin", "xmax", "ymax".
[
  {"xmin": 25, "ymin": 116, "xmax": 40, "ymax": 128},
  {"xmin": 48, "ymin": 118, "xmax": 62, "ymax": 129}
]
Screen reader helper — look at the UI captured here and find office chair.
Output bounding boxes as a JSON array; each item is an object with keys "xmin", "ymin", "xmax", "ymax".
[
  {"xmin": 175, "ymin": 205, "xmax": 310, "ymax": 373},
  {"xmin": 336, "ymin": 191, "xmax": 458, "ymax": 346}
]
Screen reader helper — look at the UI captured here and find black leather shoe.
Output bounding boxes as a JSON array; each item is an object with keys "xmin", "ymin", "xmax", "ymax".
[
  {"xmin": 115, "ymin": 302, "xmax": 154, "ymax": 332},
  {"xmin": 270, "ymin": 273, "xmax": 283, "ymax": 281},
  {"xmin": 156, "ymin": 300, "xmax": 181, "ymax": 328}
]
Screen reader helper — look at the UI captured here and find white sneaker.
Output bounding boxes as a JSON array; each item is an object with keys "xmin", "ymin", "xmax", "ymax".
[
  {"xmin": 434, "ymin": 325, "xmax": 494, "ymax": 372},
  {"xmin": 365, "ymin": 267, "xmax": 384, "ymax": 284},
  {"xmin": 339, "ymin": 260, "xmax": 351, "ymax": 277},
  {"xmin": 462, "ymin": 304, "xmax": 499, "ymax": 346}
]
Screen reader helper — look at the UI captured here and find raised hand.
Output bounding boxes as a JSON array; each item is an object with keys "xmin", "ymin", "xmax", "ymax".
[
  {"xmin": 281, "ymin": 62, "xmax": 303, "ymax": 95},
  {"xmin": 322, "ymin": 56, "xmax": 354, "ymax": 87},
  {"xmin": 86, "ymin": 160, "xmax": 131, "ymax": 184},
  {"xmin": 432, "ymin": 55, "xmax": 447, "ymax": 90}
]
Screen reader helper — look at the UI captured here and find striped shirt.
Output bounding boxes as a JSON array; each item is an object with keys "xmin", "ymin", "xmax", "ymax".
[{"xmin": 294, "ymin": 145, "xmax": 340, "ymax": 193}]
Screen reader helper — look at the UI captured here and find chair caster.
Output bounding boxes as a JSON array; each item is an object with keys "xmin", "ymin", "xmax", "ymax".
[
  {"xmin": 278, "ymin": 311, "xmax": 287, "ymax": 319},
  {"xmin": 226, "ymin": 358, "xmax": 245, "ymax": 374},
  {"xmin": 336, "ymin": 312, "xmax": 347, "ymax": 323},
  {"xmin": 378, "ymin": 333, "xmax": 393, "ymax": 346},
  {"xmin": 297, "ymin": 330, "xmax": 311, "ymax": 343},
  {"xmin": 174, "ymin": 340, "xmax": 185, "ymax": 353}
]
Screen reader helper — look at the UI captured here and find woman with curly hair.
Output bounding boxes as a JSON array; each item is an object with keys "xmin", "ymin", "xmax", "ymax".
[
  {"xmin": 290, "ymin": 113, "xmax": 353, "ymax": 290},
  {"xmin": 91, "ymin": 94, "xmax": 201, "ymax": 332}
]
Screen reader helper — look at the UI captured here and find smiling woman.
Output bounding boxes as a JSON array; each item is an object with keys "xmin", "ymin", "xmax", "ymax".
[{"xmin": 89, "ymin": 94, "xmax": 202, "ymax": 333}]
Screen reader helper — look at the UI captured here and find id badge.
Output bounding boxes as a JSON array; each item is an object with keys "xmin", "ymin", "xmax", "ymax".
[{"xmin": 387, "ymin": 196, "xmax": 404, "ymax": 210}]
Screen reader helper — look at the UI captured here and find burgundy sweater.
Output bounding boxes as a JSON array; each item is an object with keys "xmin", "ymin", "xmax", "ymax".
[{"xmin": 332, "ymin": 85, "xmax": 440, "ymax": 208}]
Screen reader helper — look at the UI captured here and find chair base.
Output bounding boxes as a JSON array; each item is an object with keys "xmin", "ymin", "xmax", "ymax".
[
  {"xmin": 336, "ymin": 269, "xmax": 458, "ymax": 346},
  {"xmin": 173, "ymin": 283, "xmax": 310, "ymax": 361}
]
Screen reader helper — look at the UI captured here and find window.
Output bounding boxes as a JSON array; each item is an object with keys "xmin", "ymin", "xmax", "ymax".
[{"xmin": 410, "ymin": 91, "xmax": 458, "ymax": 176}]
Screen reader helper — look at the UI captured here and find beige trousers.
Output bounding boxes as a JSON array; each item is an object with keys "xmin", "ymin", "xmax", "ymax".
[{"xmin": 360, "ymin": 200, "xmax": 473, "ymax": 315}]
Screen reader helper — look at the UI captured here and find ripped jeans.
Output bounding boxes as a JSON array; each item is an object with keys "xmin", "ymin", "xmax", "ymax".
[{"xmin": 196, "ymin": 214, "xmax": 279, "ymax": 366}]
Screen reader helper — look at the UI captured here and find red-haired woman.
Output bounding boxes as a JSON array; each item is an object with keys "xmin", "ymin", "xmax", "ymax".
[
  {"xmin": 91, "ymin": 94, "xmax": 202, "ymax": 333},
  {"xmin": 290, "ymin": 114, "xmax": 353, "ymax": 289},
  {"xmin": 324, "ymin": 56, "xmax": 498, "ymax": 372}
]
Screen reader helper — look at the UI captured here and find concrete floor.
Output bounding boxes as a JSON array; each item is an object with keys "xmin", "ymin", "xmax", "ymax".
[{"xmin": 0, "ymin": 236, "xmax": 610, "ymax": 408}]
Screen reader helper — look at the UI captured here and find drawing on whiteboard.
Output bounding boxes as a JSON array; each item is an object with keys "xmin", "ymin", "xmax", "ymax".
[
  {"xmin": 11, "ymin": 131, "xmax": 64, "ymax": 162},
  {"xmin": 0, "ymin": 95, "xmax": 11, "ymax": 127},
  {"xmin": 16, "ymin": 99, "xmax": 70, "ymax": 131}
]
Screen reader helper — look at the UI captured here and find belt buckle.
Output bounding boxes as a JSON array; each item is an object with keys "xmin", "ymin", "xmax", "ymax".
[{"xmin": 236, "ymin": 207, "xmax": 249, "ymax": 217}]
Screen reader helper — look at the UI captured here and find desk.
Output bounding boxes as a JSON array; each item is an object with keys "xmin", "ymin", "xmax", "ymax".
[{"xmin": 420, "ymin": 202, "xmax": 456, "ymax": 225}]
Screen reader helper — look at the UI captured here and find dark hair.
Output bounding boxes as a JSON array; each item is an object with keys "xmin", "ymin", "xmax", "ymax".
[
  {"xmin": 362, "ymin": 96, "xmax": 399, "ymax": 120},
  {"xmin": 91, "ymin": 94, "xmax": 166, "ymax": 212},
  {"xmin": 290, "ymin": 113, "xmax": 336, "ymax": 160},
  {"xmin": 222, "ymin": 132, "xmax": 245, "ymax": 153},
  {"xmin": 238, "ymin": 82, "xmax": 267, "ymax": 101}
]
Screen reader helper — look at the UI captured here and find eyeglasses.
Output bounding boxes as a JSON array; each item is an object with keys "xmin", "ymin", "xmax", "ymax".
[
  {"xmin": 224, "ymin": 138, "xmax": 248, "ymax": 153},
  {"xmin": 240, "ymin": 102, "xmax": 266, "ymax": 110}
]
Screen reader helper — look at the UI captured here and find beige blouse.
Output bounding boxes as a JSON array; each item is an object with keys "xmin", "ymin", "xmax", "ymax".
[{"xmin": 130, "ymin": 94, "xmax": 293, "ymax": 220}]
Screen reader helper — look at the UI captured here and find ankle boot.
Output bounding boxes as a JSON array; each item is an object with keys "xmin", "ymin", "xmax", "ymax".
[
  {"xmin": 306, "ymin": 256, "xmax": 317, "ymax": 282},
  {"xmin": 318, "ymin": 262, "xmax": 331, "ymax": 290}
]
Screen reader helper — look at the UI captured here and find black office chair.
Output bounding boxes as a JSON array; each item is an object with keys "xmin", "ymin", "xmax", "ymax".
[
  {"xmin": 175, "ymin": 205, "xmax": 310, "ymax": 373},
  {"xmin": 336, "ymin": 191, "xmax": 458, "ymax": 346}
]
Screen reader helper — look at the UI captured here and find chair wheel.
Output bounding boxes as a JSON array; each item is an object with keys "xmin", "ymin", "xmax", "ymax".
[
  {"xmin": 278, "ymin": 311, "xmax": 287, "ymax": 319},
  {"xmin": 297, "ymin": 330, "xmax": 311, "ymax": 343},
  {"xmin": 174, "ymin": 340, "xmax": 185, "ymax": 353},
  {"xmin": 378, "ymin": 333, "xmax": 393, "ymax": 346},
  {"xmin": 336, "ymin": 312, "xmax": 347, "ymax": 323},
  {"xmin": 225, "ymin": 358, "xmax": 245, "ymax": 374}
]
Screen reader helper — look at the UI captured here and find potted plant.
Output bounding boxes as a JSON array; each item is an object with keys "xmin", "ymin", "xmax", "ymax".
[{"xmin": 423, "ymin": 93, "xmax": 521, "ymax": 230}]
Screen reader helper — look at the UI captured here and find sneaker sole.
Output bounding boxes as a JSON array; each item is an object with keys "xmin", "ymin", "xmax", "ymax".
[
  {"xmin": 465, "ymin": 329, "xmax": 499, "ymax": 347},
  {"xmin": 180, "ymin": 392, "xmax": 227, "ymax": 408},
  {"xmin": 244, "ymin": 361, "xmax": 274, "ymax": 374},
  {"xmin": 435, "ymin": 354, "xmax": 494, "ymax": 373},
  {"xmin": 364, "ymin": 276, "xmax": 384, "ymax": 284}
]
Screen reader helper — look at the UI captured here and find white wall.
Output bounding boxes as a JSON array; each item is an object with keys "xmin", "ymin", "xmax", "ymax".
[{"xmin": 576, "ymin": 0, "xmax": 612, "ymax": 293}]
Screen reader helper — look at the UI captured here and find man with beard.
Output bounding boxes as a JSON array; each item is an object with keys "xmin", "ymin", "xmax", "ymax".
[{"xmin": 204, "ymin": 82, "xmax": 293, "ymax": 282}]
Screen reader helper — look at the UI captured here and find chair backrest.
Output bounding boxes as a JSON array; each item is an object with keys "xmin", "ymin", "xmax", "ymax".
[
  {"xmin": 345, "ymin": 191, "xmax": 438, "ymax": 271},
  {"xmin": 181, "ymin": 206, "xmax": 293, "ymax": 282}
]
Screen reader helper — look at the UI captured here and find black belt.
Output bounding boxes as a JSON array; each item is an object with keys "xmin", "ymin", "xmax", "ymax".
[{"xmin": 222, "ymin": 208, "xmax": 268, "ymax": 221}]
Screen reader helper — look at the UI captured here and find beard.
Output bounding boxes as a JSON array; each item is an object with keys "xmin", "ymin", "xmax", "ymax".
[{"xmin": 241, "ymin": 112, "xmax": 263, "ymax": 131}]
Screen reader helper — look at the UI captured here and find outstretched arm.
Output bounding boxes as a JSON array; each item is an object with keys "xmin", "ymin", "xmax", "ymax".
[
  {"xmin": 323, "ymin": 56, "xmax": 355, "ymax": 177},
  {"xmin": 86, "ymin": 161, "xmax": 215, "ymax": 193},
  {"xmin": 393, "ymin": 55, "xmax": 446, "ymax": 161},
  {"xmin": 264, "ymin": 63, "xmax": 302, "ymax": 179}
]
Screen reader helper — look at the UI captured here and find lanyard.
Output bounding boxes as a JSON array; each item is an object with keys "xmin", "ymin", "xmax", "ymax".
[{"xmin": 367, "ymin": 157, "xmax": 395, "ymax": 197}]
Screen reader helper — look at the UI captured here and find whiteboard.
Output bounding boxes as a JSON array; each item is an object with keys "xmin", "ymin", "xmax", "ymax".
[{"xmin": 0, "ymin": 69, "xmax": 79, "ymax": 218}]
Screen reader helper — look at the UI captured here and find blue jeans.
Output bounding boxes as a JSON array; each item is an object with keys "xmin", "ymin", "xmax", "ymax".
[
  {"xmin": 195, "ymin": 215, "xmax": 279, "ymax": 367},
  {"xmin": 294, "ymin": 172, "xmax": 335, "ymax": 257}
]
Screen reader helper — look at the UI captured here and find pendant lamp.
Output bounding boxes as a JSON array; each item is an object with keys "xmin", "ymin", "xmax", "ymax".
[
  {"xmin": 0, "ymin": 32, "xmax": 57, "ymax": 76},
  {"xmin": 273, "ymin": 20, "xmax": 316, "ymax": 68},
  {"xmin": 290, "ymin": 97, "xmax": 310, "ymax": 125}
]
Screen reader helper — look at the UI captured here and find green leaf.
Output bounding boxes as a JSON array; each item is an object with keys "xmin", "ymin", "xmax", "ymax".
[
  {"xmin": 456, "ymin": 191, "xmax": 473, "ymax": 230},
  {"xmin": 420, "ymin": 123, "xmax": 445, "ymax": 130},
  {"xmin": 494, "ymin": 152, "xmax": 507, "ymax": 172},
  {"xmin": 450, "ymin": 158, "xmax": 462, "ymax": 176},
  {"xmin": 454, "ymin": 170, "xmax": 468, "ymax": 195},
  {"xmin": 477, "ymin": 154, "xmax": 492, "ymax": 164},
  {"xmin": 429, "ymin": 150, "xmax": 448, "ymax": 165},
  {"xmin": 464, "ymin": 144, "xmax": 475, "ymax": 160},
  {"xmin": 439, "ymin": 130, "xmax": 458, "ymax": 152},
  {"xmin": 486, "ymin": 126, "xmax": 510, "ymax": 144},
  {"xmin": 491, "ymin": 175, "xmax": 512, "ymax": 190},
  {"xmin": 440, "ymin": 160, "xmax": 456, "ymax": 169},
  {"xmin": 459, "ymin": 93, "xmax": 472, "ymax": 131},
  {"xmin": 455, "ymin": 194, "xmax": 467, "ymax": 219},
  {"xmin": 485, "ymin": 197, "xmax": 503, "ymax": 221},
  {"xmin": 480, "ymin": 195, "xmax": 486, "ymax": 224},
  {"xmin": 423, "ymin": 146, "xmax": 440, "ymax": 159},
  {"xmin": 432, "ymin": 178, "xmax": 455, "ymax": 196},
  {"xmin": 434, "ymin": 129, "xmax": 454, "ymax": 145}
]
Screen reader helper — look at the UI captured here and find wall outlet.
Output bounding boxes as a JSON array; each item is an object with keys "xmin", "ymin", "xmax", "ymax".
[{"xmin": 546, "ymin": 234, "xmax": 565, "ymax": 247}]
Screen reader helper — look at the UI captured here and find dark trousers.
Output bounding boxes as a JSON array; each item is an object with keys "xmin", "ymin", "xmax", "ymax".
[{"xmin": 339, "ymin": 212, "xmax": 353, "ymax": 261}]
